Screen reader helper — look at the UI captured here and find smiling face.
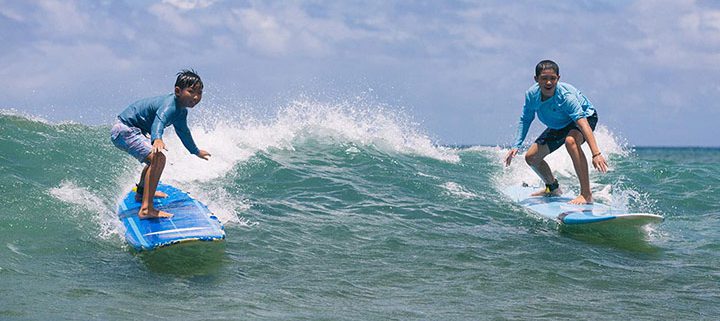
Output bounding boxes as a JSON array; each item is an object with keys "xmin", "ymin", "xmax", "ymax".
[
  {"xmin": 175, "ymin": 84, "xmax": 203, "ymax": 108},
  {"xmin": 534, "ymin": 69, "xmax": 560, "ymax": 100}
]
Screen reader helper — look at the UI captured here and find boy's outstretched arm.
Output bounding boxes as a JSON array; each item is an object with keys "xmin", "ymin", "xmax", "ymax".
[{"xmin": 575, "ymin": 118, "xmax": 608, "ymax": 173}]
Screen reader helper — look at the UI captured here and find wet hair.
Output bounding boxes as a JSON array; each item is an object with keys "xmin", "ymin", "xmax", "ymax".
[
  {"xmin": 535, "ymin": 60, "xmax": 559, "ymax": 77},
  {"xmin": 175, "ymin": 69, "xmax": 203, "ymax": 89}
]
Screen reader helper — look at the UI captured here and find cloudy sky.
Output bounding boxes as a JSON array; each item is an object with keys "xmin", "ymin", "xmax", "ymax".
[{"xmin": 1, "ymin": 0, "xmax": 718, "ymax": 146}]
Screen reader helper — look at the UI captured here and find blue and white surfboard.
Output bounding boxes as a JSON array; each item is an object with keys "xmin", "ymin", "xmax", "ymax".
[
  {"xmin": 116, "ymin": 183, "xmax": 225, "ymax": 251},
  {"xmin": 502, "ymin": 184, "xmax": 663, "ymax": 226}
]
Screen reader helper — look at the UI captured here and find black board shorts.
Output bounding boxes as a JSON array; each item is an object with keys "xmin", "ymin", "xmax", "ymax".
[{"xmin": 535, "ymin": 112, "xmax": 598, "ymax": 153}]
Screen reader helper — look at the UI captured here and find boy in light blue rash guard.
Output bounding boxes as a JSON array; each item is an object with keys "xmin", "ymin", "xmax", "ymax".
[
  {"xmin": 111, "ymin": 69, "xmax": 211, "ymax": 219},
  {"xmin": 504, "ymin": 60, "xmax": 608, "ymax": 204}
]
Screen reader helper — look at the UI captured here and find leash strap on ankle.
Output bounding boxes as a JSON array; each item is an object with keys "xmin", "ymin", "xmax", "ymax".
[{"xmin": 544, "ymin": 179, "xmax": 559, "ymax": 194}]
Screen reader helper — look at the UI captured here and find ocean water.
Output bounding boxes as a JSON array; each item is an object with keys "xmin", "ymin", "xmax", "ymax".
[{"xmin": 1, "ymin": 102, "xmax": 719, "ymax": 320}]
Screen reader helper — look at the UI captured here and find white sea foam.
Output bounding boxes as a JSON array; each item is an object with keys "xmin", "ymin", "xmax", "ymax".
[
  {"xmin": 441, "ymin": 181, "xmax": 479, "ymax": 199},
  {"xmin": 49, "ymin": 180, "xmax": 123, "ymax": 241},
  {"xmin": 159, "ymin": 98, "xmax": 460, "ymax": 184},
  {"xmin": 0, "ymin": 108, "xmax": 52, "ymax": 124},
  {"xmin": 255, "ymin": 99, "xmax": 460, "ymax": 162}
]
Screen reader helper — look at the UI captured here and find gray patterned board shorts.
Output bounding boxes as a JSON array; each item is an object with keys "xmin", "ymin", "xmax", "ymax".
[{"xmin": 110, "ymin": 119, "xmax": 152, "ymax": 164}]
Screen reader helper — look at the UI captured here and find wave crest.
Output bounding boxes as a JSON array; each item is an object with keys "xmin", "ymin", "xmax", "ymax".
[{"xmin": 162, "ymin": 98, "xmax": 459, "ymax": 183}]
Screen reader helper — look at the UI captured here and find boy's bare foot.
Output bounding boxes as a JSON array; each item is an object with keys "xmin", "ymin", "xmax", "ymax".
[
  {"xmin": 569, "ymin": 195, "xmax": 592, "ymax": 205},
  {"xmin": 134, "ymin": 190, "xmax": 168, "ymax": 202},
  {"xmin": 531, "ymin": 187, "xmax": 562, "ymax": 197},
  {"xmin": 138, "ymin": 208, "xmax": 173, "ymax": 219}
]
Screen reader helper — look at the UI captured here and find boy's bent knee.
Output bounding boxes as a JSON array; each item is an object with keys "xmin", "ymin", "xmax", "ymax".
[
  {"xmin": 564, "ymin": 135, "xmax": 577, "ymax": 148},
  {"xmin": 525, "ymin": 152, "xmax": 541, "ymax": 166}
]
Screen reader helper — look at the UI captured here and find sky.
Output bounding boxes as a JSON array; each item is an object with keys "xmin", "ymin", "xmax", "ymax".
[{"xmin": 1, "ymin": 0, "xmax": 719, "ymax": 147}]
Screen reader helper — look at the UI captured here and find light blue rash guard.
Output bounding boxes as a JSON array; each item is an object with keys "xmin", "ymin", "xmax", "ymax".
[
  {"xmin": 512, "ymin": 82, "xmax": 596, "ymax": 149},
  {"xmin": 117, "ymin": 93, "xmax": 199, "ymax": 155}
]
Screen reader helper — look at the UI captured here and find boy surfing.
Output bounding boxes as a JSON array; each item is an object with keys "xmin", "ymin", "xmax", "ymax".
[
  {"xmin": 504, "ymin": 60, "xmax": 608, "ymax": 204},
  {"xmin": 110, "ymin": 69, "xmax": 211, "ymax": 219}
]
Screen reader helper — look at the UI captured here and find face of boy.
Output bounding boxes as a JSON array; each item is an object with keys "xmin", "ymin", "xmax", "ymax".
[
  {"xmin": 534, "ymin": 69, "xmax": 559, "ymax": 99},
  {"xmin": 175, "ymin": 84, "xmax": 203, "ymax": 108}
]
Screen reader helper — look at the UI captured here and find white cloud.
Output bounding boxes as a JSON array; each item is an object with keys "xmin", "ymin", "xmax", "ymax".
[
  {"xmin": 36, "ymin": 0, "xmax": 88, "ymax": 36},
  {"xmin": 149, "ymin": 2, "xmax": 201, "ymax": 35},
  {"xmin": 162, "ymin": 0, "xmax": 216, "ymax": 10},
  {"xmin": 628, "ymin": 0, "xmax": 720, "ymax": 70},
  {"xmin": 0, "ymin": 5, "xmax": 25, "ymax": 22},
  {"xmin": 6, "ymin": 41, "xmax": 133, "ymax": 87},
  {"xmin": 222, "ymin": 4, "xmax": 409, "ymax": 57},
  {"xmin": 233, "ymin": 8, "xmax": 291, "ymax": 55}
]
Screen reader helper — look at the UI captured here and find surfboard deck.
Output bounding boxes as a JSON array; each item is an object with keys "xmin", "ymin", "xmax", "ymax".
[
  {"xmin": 116, "ymin": 183, "xmax": 225, "ymax": 251},
  {"xmin": 502, "ymin": 184, "xmax": 663, "ymax": 226}
]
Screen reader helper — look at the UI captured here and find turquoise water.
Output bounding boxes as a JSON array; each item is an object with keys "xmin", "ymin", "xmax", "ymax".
[{"xmin": 1, "ymin": 105, "xmax": 719, "ymax": 320}]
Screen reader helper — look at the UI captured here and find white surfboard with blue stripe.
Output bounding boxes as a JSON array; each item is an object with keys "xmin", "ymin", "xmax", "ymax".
[
  {"xmin": 502, "ymin": 184, "xmax": 663, "ymax": 226},
  {"xmin": 117, "ymin": 183, "xmax": 225, "ymax": 251}
]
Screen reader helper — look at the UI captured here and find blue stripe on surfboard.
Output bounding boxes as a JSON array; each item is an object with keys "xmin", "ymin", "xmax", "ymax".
[
  {"xmin": 559, "ymin": 210, "xmax": 617, "ymax": 225},
  {"xmin": 124, "ymin": 217, "xmax": 151, "ymax": 249}
]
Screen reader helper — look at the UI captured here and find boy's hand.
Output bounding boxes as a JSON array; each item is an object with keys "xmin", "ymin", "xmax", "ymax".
[
  {"xmin": 152, "ymin": 139, "xmax": 167, "ymax": 154},
  {"xmin": 196, "ymin": 150, "xmax": 211, "ymax": 160},
  {"xmin": 504, "ymin": 148, "xmax": 518, "ymax": 166},
  {"xmin": 592, "ymin": 153, "xmax": 608, "ymax": 173}
]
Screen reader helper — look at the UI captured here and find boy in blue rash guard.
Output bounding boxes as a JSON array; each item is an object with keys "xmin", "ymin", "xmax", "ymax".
[
  {"xmin": 111, "ymin": 69, "xmax": 211, "ymax": 219},
  {"xmin": 503, "ymin": 60, "xmax": 608, "ymax": 204}
]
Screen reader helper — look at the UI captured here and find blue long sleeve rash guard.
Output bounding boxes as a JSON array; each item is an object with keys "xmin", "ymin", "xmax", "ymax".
[
  {"xmin": 512, "ymin": 82, "xmax": 596, "ymax": 149},
  {"xmin": 118, "ymin": 93, "xmax": 200, "ymax": 155}
]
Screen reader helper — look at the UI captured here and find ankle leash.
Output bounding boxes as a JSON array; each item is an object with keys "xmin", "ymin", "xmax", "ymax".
[{"xmin": 544, "ymin": 179, "xmax": 559, "ymax": 194}]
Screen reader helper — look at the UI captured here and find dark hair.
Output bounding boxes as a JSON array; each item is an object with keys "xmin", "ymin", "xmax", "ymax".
[
  {"xmin": 175, "ymin": 69, "xmax": 203, "ymax": 89},
  {"xmin": 535, "ymin": 60, "xmax": 559, "ymax": 77}
]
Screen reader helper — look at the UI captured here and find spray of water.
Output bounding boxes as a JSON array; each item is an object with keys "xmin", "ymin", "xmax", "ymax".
[{"xmin": 49, "ymin": 180, "xmax": 123, "ymax": 241}]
